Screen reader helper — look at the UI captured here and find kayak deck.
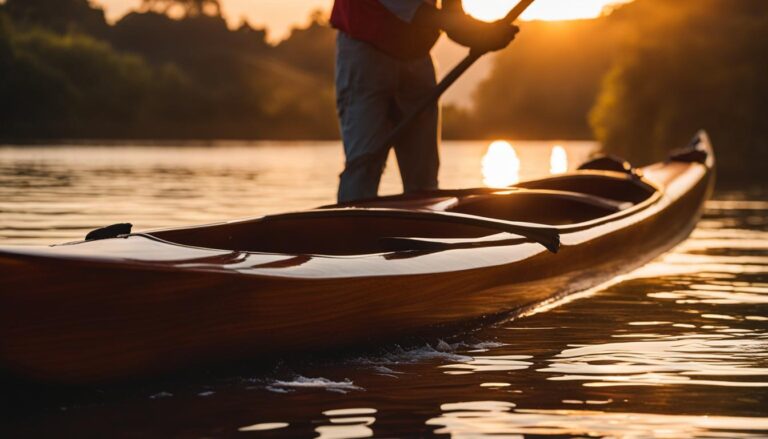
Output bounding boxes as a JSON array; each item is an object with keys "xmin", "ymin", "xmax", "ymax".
[{"xmin": 150, "ymin": 172, "xmax": 656, "ymax": 256}]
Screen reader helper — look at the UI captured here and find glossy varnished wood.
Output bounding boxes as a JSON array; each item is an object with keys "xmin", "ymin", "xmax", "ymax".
[{"xmin": 0, "ymin": 134, "xmax": 715, "ymax": 383}]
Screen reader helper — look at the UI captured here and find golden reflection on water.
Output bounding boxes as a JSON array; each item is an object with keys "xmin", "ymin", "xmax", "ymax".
[
  {"xmin": 481, "ymin": 140, "xmax": 520, "ymax": 188},
  {"xmin": 440, "ymin": 355, "xmax": 532, "ymax": 375},
  {"xmin": 419, "ymin": 197, "xmax": 768, "ymax": 436},
  {"xmin": 541, "ymin": 337, "xmax": 768, "ymax": 388},
  {"xmin": 1, "ymin": 144, "xmax": 766, "ymax": 438},
  {"xmin": 316, "ymin": 408, "xmax": 377, "ymax": 439},
  {"xmin": 237, "ymin": 422, "xmax": 289, "ymax": 432},
  {"xmin": 550, "ymin": 145, "xmax": 568, "ymax": 174},
  {"xmin": 0, "ymin": 141, "xmax": 594, "ymax": 245},
  {"xmin": 428, "ymin": 405, "xmax": 768, "ymax": 438}
]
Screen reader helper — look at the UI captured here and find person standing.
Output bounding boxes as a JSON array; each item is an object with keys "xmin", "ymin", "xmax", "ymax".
[{"xmin": 331, "ymin": 0, "xmax": 519, "ymax": 203}]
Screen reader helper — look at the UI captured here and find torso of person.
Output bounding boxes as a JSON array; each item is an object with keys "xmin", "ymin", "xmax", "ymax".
[{"xmin": 330, "ymin": 0, "xmax": 441, "ymax": 60}]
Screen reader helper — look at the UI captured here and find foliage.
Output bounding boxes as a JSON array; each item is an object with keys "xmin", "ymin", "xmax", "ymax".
[
  {"xmin": 0, "ymin": 7, "xmax": 337, "ymax": 140},
  {"xmin": 1, "ymin": 0, "xmax": 766, "ymax": 181},
  {"xmin": 272, "ymin": 12, "xmax": 335, "ymax": 84},
  {"xmin": 1, "ymin": 18, "xmax": 169, "ymax": 138},
  {"xmin": 108, "ymin": 11, "xmax": 337, "ymax": 139},
  {"xmin": 3, "ymin": 0, "xmax": 109, "ymax": 36},
  {"xmin": 590, "ymin": 0, "xmax": 768, "ymax": 179},
  {"xmin": 471, "ymin": 19, "xmax": 620, "ymax": 140}
]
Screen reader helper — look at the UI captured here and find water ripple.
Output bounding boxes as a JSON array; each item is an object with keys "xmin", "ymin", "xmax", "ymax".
[
  {"xmin": 541, "ymin": 335, "xmax": 768, "ymax": 387},
  {"xmin": 428, "ymin": 405, "xmax": 768, "ymax": 438},
  {"xmin": 1, "ymin": 144, "xmax": 766, "ymax": 438}
]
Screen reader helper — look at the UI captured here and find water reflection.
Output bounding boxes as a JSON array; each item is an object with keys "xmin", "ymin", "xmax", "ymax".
[
  {"xmin": 0, "ymin": 142, "xmax": 593, "ymax": 245},
  {"xmin": 316, "ymin": 408, "xmax": 377, "ymax": 439},
  {"xmin": 542, "ymin": 336, "xmax": 768, "ymax": 387},
  {"xmin": 550, "ymin": 145, "xmax": 568, "ymax": 174},
  {"xmin": 691, "ymin": 283, "xmax": 768, "ymax": 298},
  {"xmin": 238, "ymin": 422, "xmax": 290, "ymax": 432},
  {"xmin": 533, "ymin": 202, "xmax": 768, "ymax": 390},
  {"xmin": 482, "ymin": 140, "xmax": 520, "ymax": 187},
  {"xmin": 428, "ymin": 404, "xmax": 768, "ymax": 438},
  {"xmin": 1, "ymin": 145, "xmax": 766, "ymax": 438},
  {"xmin": 441, "ymin": 355, "xmax": 532, "ymax": 375}
]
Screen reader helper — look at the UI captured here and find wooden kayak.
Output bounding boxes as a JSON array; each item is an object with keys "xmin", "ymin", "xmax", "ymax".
[{"xmin": 0, "ymin": 132, "xmax": 715, "ymax": 384}]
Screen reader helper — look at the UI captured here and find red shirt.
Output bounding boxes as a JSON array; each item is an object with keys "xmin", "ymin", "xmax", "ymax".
[{"xmin": 330, "ymin": 0, "xmax": 440, "ymax": 59}]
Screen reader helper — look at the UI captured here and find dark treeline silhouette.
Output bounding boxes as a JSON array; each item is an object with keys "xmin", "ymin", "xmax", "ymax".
[
  {"xmin": 1, "ymin": 0, "xmax": 766, "ymax": 180},
  {"xmin": 452, "ymin": 18, "xmax": 620, "ymax": 140},
  {"xmin": 0, "ymin": 0, "xmax": 337, "ymax": 140},
  {"xmin": 590, "ymin": 0, "xmax": 768, "ymax": 181},
  {"xmin": 460, "ymin": 0, "xmax": 767, "ymax": 181},
  {"xmin": 3, "ymin": 0, "xmax": 109, "ymax": 35}
]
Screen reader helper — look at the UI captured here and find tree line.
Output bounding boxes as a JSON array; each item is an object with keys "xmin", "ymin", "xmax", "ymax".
[
  {"xmin": 1, "ymin": 0, "xmax": 766, "ymax": 181},
  {"xmin": 0, "ymin": 0, "xmax": 337, "ymax": 140},
  {"xmin": 590, "ymin": 0, "xmax": 768, "ymax": 181},
  {"xmin": 452, "ymin": 0, "xmax": 767, "ymax": 181}
]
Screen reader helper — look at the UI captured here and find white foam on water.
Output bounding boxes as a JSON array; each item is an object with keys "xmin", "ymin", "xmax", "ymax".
[
  {"xmin": 472, "ymin": 341, "xmax": 508, "ymax": 349},
  {"xmin": 349, "ymin": 339, "xmax": 506, "ymax": 368},
  {"xmin": 360, "ymin": 344, "xmax": 472, "ymax": 364},
  {"xmin": 267, "ymin": 376, "xmax": 363, "ymax": 394}
]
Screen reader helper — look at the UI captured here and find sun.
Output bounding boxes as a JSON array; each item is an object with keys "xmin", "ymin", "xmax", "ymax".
[
  {"xmin": 461, "ymin": 0, "xmax": 631, "ymax": 22},
  {"xmin": 461, "ymin": 0, "xmax": 518, "ymax": 22}
]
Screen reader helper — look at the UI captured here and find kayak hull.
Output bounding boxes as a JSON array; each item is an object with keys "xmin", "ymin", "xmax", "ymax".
[{"xmin": 0, "ymin": 134, "xmax": 715, "ymax": 384}]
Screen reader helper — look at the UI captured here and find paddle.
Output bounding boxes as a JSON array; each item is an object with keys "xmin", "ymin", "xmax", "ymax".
[
  {"xmin": 262, "ymin": 208, "xmax": 560, "ymax": 253},
  {"xmin": 343, "ymin": 0, "xmax": 537, "ymax": 172}
]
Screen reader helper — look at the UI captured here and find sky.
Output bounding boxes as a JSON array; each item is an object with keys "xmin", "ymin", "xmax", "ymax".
[
  {"xmin": 95, "ymin": 0, "xmax": 630, "ymax": 43},
  {"xmin": 91, "ymin": 0, "xmax": 630, "ymax": 107}
]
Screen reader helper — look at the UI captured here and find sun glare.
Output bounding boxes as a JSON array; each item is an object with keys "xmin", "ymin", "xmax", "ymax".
[
  {"xmin": 482, "ymin": 141, "xmax": 520, "ymax": 188},
  {"xmin": 462, "ymin": 0, "xmax": 629, "ymax": 22},
  {"xmin": 462, "ymin": 0, "xmax": 518, "ymax": 22},
  {"xmin": 550, "ymin": 145, "xmax": 568, "ymax": 174}
]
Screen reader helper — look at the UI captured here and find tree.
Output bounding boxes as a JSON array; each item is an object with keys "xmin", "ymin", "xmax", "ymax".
[
  {"xmin": 589, "ymin": 0, "xmax": 768, "ymax": 181},
  {"xmin": 0, "ymin": 1, "xmax": 339, "ymax": 140},
  {"xmin": 470, "ymin": 19, "xmax": 620, "ymax": 140},
  {"xmin": 273, "ymin": 11, "xmax": 335, "ymax": 83},
  {"xmin": 3, "ymin": 0, "xmax": 108, "ymax": 35}
]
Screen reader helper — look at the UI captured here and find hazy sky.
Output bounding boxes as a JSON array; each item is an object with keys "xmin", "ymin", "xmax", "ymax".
[
  {"xmin": 92, "ymin": 0, "xmax": 630, "ymax": 106},
  {"xmin": 94, "ymin": 0, "xmax": 629, "ymax": 43}
]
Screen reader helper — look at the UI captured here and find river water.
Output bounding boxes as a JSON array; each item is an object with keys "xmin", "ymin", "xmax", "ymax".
[{"xmin": 1, "ymin": 141, "xmax": 766, "ymax": 438}]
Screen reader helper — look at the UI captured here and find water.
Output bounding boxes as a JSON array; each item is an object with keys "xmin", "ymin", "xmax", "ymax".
[
  {"xmin": 1, "ymin": 141, "xmax": 766, "ymax": 438},
  {"xmin": 0, "ymin": 141, "xmax": 591, "ymax": 245}
]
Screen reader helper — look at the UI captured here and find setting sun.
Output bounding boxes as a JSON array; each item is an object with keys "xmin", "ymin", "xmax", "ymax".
[
  {"xmin": 95, "ymin": 1, "xmax": 634, "ymax": 42},
  {"xmin": 463, "ymin": 0, "xmax": 630, "ymax": 22}
]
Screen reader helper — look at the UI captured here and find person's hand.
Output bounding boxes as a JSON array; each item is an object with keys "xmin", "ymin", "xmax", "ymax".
[{"xmin": 442, "ymin": 13, "xmax": 519, "ymax": 53}]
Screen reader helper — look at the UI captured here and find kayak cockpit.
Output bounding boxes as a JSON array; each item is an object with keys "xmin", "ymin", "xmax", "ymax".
[
  {"xmin": 446, "ymin": 190, "xmax": 631, "ymax": 225},
  {"xmin": 515, "ymin": 172, "xmax": 655, "ymax": 205},
  {"xmin": 149, "ymin": 173, "xmax": 657, "ymax": 256},
  {"xmin": 151, "ymin": 214, "xmax": 498, "ymax": 256}
]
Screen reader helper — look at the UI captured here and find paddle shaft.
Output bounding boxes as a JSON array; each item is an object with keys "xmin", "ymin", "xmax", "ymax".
[{"xmin": 345, "ymin": 0, "xmax": 536, "ymax": 171}]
